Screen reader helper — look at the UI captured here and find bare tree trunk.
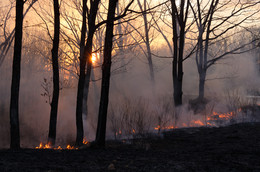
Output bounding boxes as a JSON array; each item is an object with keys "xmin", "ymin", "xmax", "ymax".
[
  {"xmin": 172, "ymin": 1, "xmax": 179, "ymax": 106},
  {"xmin": 171, "ymin": 0, "xmax": 189, "ymax": 106},
  {"xmin": 116, "ymin": 3, "xmax": 126, "ymax": 73},
  {"xmin": 0, "ymin": 0, "xmax": 37, "ymax": 67},
  {"xmin": 191, "ymin": 0, "xmax": 258, "ymax": 101},
  {"xmin": 198, "ymin": 70, "xmax": 206, "ymax": 100},
  {"xmin": 197, "ymin": 28, "xmax": 205, "ymax": 100},
  {"xmin": 10, "ymin": 0, "xmax": 24, "ymax": 149},
  {"xmin": 194, "ymin": 0, "xmax": 217, "ymax": 101},
  {"xmin": 95, "ymin": 0, "xmax": 118, "ymax": 147},
  {"xmin": 75, "ymin": 52, "xmax": 86, "ymax": 146},
  {"xmin": 48, "ymin": 0, "xmax": 60, "ymax": 146},
  {"xmin": 143, "ymin": 0, "xmax": 154, "ymax": 83},
  {"xmin": 76, "ymin": 0, "xmax": 100, "ymax": 146},
  {"xmin": 137, "ymin": 0, "xmax": 155, "ymax": 83},
  {"xmin": 75, "ymin": 0, "xmax": 87, "ymax": 146}
]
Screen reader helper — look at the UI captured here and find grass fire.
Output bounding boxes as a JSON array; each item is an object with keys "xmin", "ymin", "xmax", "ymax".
[
  {"xmin": 35, "ymin": 138, "xmax": 89, "ymax": 150},
  {"xmin": 0, "ymin": 0, "xmax": 260, "ymax": 171}
]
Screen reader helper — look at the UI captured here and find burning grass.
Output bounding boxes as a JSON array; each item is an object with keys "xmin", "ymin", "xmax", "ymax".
[
  {"xmin": 35, "ymin": 138, "xmax": 89, "ymax": 150},
  {"xmin": 107, "ymin": 96, "xmax": 260, "ymax": 141},
  {"xmin": 33, "ymin": 96, "xmax": 259, "ymax": 150},
  {"xmin": 154, "ymin": 108, "xmax": 247, "ymax": 131}
]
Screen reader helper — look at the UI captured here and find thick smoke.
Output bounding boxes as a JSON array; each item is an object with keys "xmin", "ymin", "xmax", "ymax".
[{"xmin": 0, "ymin": 37, "xmax": 259, "ymax": 148}]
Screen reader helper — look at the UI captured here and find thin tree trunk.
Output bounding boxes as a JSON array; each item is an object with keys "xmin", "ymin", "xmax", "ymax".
[
  {"xmin": 75, "ymin": 50, "xmax": 86, "ymax": 146},
  {"xmin": 143, "ymin": 0, "xmax": 154, "ymax": 83},
  {"xmin": 9, "ymin": 0, "xmax": 24, "ymax": 149},
  {"xmin": 176, "ymin": 20, "xmax": 185, "ymax": 106},
  {"xmin": 196, "ymin": 0, "xmax": 216, "ymax": 101},
  {"xmin": 137, "ymin": 0, "xmax": 155, "ymax": 83},
  {"xmin": 116, "ymin": 3, "xmax": 126, "ymax": 73},
  {"xmin": 171, "ymin": 0, "xmax": 181, "ymax": 106},
  {"xmin": 198, "ymin": 71, "xmax": 206, "ymax": 100},
  {"xmin": 171, "ymin": 0, "xmax": 189, "ymax": 106},
  {"xmin": 197, "ymin": 29, "xmax": 204, "ymax": 100},
  {"xmin": 76, "ymin": 0, "xmax": 100, "ymax": 146},
  {"xmin": 95, "ymin": 0, "xmax": 118, "ymax": 147},
  {"xmin": 48, "ymin": 0, "xmax": 60, "ymax": 146},
  {"xmin": 75, "ymin": 0, "xmax": 87, "ymax": 146}
]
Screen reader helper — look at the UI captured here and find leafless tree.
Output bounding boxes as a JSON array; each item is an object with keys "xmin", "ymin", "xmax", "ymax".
[
  {"xmin": 9, "ymin": 0, "xmax": 24, "ymax": 149},
  {"xmin": 0, "ymin": 0, "xmax": 38, "ymax": 67},
  {"xmin": 136, "ymin": 0, "xmax": 155, "ymax": 83},
  {"xmin": 95, "ymin": 0, "xmax": 134, "ymax": 147},
  {"xmin": 95, "ymin": 0, "xmax": 119, "ymax": 147},
  {"xmin": 171, "ymin": 0, "xmax": 190, "ymax": 106},
  {"xmin": 189, "ymin": 0, "xmax": 260, "ymax": 101},
  {"xmin": 75, "ymin": 0, "xmax": 100, "ymax": 146},
  {"xmin": 47, "ymin": 0, "xmax": 60, "ymax": 147}
]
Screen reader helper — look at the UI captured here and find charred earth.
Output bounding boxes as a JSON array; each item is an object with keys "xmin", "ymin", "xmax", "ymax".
[{"xmin": 0, "ymin": 122, "xmax": 260, "ymax": 171}]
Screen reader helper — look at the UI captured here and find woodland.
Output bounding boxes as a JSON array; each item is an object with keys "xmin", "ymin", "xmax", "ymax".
[{"xmin": 0, "ymin": 0, "xmax": 260, "ymax": 170}]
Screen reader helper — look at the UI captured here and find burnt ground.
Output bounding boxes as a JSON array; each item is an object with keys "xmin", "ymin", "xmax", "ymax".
[{"xmin": 0, "ymin": 122, "xmax": 260, "ymax": 172}]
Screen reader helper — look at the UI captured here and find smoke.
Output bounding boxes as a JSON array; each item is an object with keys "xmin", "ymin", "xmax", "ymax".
[
  {"xmin": 205, "ymin": 53, "xmax": 260, "ymax": 97},
  {"xmin": 0, "ymin": 35, "xmax": 259, "ymax": 149}
]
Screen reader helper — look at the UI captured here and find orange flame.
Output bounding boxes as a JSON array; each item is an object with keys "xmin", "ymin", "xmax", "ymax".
[
  {"xmin": 132, "ymin": 129, "xmax": 136, "ymax": 134},
  {"xmin": 207, "ymin": 110, "xmax": 237, "ymax": 121},
  {"xmin": 53, "ymin": 146, "xmax": 62, "ymax": 150},
  {"xmin": 154, "ymin": 125, "xmax": 176, "ymax": 130},
  {"xmin": 36, "ymin": 138, "xmax": 89, "ymax": 150},
  {"xmin": 182, "ymin": 123, "xmax": 188, "ymax": 127},
  {"xmin": 153, "ymin": 108, "xmax": 242, "ymax": 130},
  {"xmin": 83, "ymin": 138, "xmax": 88, "ymax": 145},
  {"xmin": 66, "ymin": 145, "xmax": 76, "ymax": 150},
  {"xmin": 35, "ymin": 142, "xmax": 51, "ymax": 149},
  {"xmin": 191, "ymin": 120, "xmax": 204, "ymax": 126}
]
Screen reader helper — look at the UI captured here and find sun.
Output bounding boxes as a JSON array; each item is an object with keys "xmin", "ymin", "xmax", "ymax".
[{"xmin": 91, "ymin": 53, "xmax": 99, "ymax": 64}]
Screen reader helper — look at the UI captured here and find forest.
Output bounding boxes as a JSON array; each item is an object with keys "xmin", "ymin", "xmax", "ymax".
[{"xmin": 0, "ymin": 0, "xmax": 260, "ymax": 169}]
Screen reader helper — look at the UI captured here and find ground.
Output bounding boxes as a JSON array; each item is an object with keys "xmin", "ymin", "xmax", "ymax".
[{"xmin": 0, "ymin": 122, "xmax": 260, "ymax": 172}]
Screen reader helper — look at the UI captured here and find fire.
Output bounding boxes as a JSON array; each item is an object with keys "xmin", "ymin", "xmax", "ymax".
[
  {"xmin": 207, "ymin": 111, "xmax": 237, "ymax": 121},
  {"xmin": 83, "ymin": 138, "xmax": 88, "ymax": 145},
  {"xmin": 132, "ymin": 129, "xmax": 136, "ymax": 134},
  {"xmin": 154, "ymin": 125, "xmax": 176, "ymax": 130},
  {"xmin": 191, "ymin": 120, "xmax": 204, "ymax": 126},
  {"xmin": 182, "ymin": 123, "xmax": 188, "ymax": 127},
  {"xmin": 35, "ymin": 138, "xmax": 89, "ymax": 150},
  {"xmin": 35, "ymin": 142, "xmax": 43, "ymax": 149},
  {"xmin": 154, "ymin": 126, "xmax": 160, "ymax": 130},
  {"xmin": 53, "ymin": 146, "xmax": 62, "ymax": 150},
  {"xmin": 153, "ymin": 108, "xmax": 242, "ymax": 131},
  {"xmin": 35, "ymin": 142, "xmax": 51, "ymax": 149},
  {"xmin": 66, "ymin": 145, "xmax": 77, "ymax": 150}
]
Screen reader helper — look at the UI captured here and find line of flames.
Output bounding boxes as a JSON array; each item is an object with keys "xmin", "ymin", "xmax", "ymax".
[
  {"xmin": 112, "ymin": 110, "xmax": 240, "ymax": 136},
  {"xmin": 154, "ymin": 109, "xmax": 242, "ymax": 130},
  {"xmin": 35, "ymin": 109, "xmax": 245, "ymax": 149},
  {"xmin": 35, "ymin": 139, "xmax": 89, "ymax": 150}
]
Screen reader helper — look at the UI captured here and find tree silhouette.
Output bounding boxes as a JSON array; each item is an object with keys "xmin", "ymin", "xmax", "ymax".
[
  {"xmin": 48, "ymin": 0, "xmax": 60, "ymax": 147},
  {"xmin": 171, "ymin": 0, "xmax": 190, "ymax": 106},
  {"xmin": 75, "ymin": 0, "xmax": 100, "ymax": 146},
  {"xmin": 95, "ymin": 0, "xmax": 119, "ymax": 147},
  {"xmin": 9, "ymin": 0, "xmax": 24, "ymax": 149},
  {"xmin": 189, "ymin": 0, "xmax": 260, "ymax": 101}
]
